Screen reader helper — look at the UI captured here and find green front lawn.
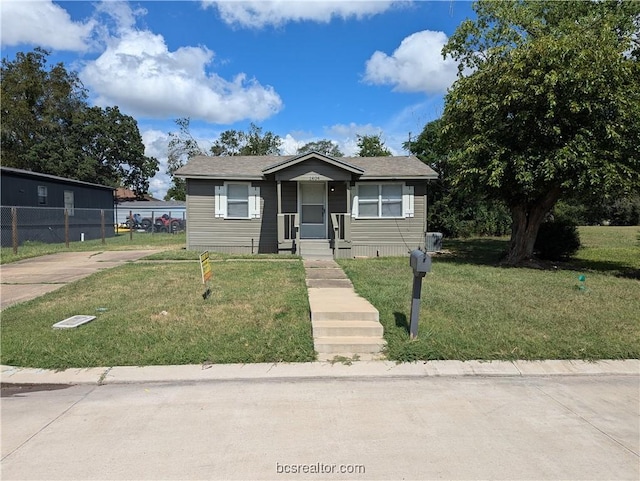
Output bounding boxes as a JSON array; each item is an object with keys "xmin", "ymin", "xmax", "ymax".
[{"xmin": 338, "ymin": 226, "xmax": 639, "ymax": 361}]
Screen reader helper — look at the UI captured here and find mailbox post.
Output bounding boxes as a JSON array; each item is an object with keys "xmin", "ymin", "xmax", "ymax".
[{"xmin": 409, "ymin": 249, "xmax": 431, "ymax": 339}]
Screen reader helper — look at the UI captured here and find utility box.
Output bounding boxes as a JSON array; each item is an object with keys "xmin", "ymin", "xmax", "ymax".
[
  {"xmin": 425, "ymin": 232, "xmax": 443, "ymax": 252},
  {"xmin": 410, "ymin": 249, "xmax": 431, "ymax": 276}
]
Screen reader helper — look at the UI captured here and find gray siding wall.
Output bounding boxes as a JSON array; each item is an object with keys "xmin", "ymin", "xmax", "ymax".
[
  {"xmin": 347, "ymin": 182, "xmax": 427, "ymax": 257},
  {"xmin": 186, "ymin": 179, "xmax": 278, "ymax": 253},
  {"xmin": 280, "ymin": 181, "xmax": 297, "ymax": 213}
]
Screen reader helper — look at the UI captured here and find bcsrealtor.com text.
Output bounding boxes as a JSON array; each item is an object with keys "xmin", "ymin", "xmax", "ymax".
[{"xmin": 276, "ymin": 462, "xmax": 365, "ymax": 475}]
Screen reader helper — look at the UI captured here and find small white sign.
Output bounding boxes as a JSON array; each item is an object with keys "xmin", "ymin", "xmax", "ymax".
[{"xmin": 53, "ymin": 315, "xmax": 96, "ymax": 329}]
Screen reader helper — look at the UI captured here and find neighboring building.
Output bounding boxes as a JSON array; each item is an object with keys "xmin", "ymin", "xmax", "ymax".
[
  {"xmin": 175, "ymin": 152, "xmax": 438, "ymax": 257},
  {"xmin": 1, "ymin": 167, "xmax": 115, "ymax": 246}
]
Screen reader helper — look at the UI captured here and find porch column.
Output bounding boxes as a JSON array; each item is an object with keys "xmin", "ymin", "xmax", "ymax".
[
  {"xmin": 345, "ymin": 181, "xmax": 352, "ymax": 214},
  {"xmin": 276, "ymin": 180, "xmax": 281, "ymax": 214}
]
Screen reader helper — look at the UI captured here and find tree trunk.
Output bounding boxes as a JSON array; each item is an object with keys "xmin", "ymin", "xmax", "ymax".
[{"xmin": 504, "ymin": 188, "xmax": 561, "ymax": 266}]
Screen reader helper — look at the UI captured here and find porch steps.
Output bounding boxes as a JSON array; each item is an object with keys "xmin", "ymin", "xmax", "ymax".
[
  {"xmin": 299, "ymin": 240, "xmax": 333, "ymax": 261},
  {"xmin": 304, "ymin": 260, "xmax": 386, "ymax": 362}
]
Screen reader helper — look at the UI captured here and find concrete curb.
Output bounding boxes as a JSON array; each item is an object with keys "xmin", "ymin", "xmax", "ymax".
[{"xmin": 1, "ymin": 359, "xmax": 638, "ymax": 385}]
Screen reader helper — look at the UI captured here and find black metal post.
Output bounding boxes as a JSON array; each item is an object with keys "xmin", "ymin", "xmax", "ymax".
[{"xmin": 409, "ymin": 274, "xmax": 424, "ymax": 339}]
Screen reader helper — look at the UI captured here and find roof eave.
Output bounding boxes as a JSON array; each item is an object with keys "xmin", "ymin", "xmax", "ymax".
[
  {"xmin": 360, "ymin": 175, "xmax": 439, "ymax": 181},
  {"xmin": 176, "ymin": 173, "xmax": 265, "ymax": 181}
]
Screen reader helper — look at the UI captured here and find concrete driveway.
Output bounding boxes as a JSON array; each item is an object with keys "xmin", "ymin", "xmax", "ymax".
[
  {"xmin": 0, "ymin": 250, "xmax": 159, "ymax": 310},
  {"xmin": 1, "ymin": 374, "xmax": 638, "ymax": 480}
]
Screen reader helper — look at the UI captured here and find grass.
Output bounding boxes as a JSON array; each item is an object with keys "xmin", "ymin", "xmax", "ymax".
[
  {"xmin": 1, "ymin": 225, "xmax": 638, "ymax": 368},
  {"xmin": 338, "ymin": 226, "xmax": 640, "ymax": 362},
  {"xmin": 1, "ymin": 232, "xmax": 188, "ymax": 264},
  {"xmin": 0, "ymin": 260, "xmax": 314, "ymax": 369}
]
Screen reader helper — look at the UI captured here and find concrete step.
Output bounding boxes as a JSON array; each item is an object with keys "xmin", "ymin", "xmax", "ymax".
[
  {"xmin": 312, "ymin": 320, "xmax": 384, "ymax": 337},
  {"xmin": 305, "ymin": 269, "xmax": 348, "ymax": 279},
  {"xmin": 314, "ymin": 336, "xmax": 387, "ymax": 354},
  {"xmin": 302, "ymin": 254, "xmax": 334, "ymax": 261},
  {"xmin": 306, "ymin": 279, "xmax": 353, "ymax": 288},
  {"xmin": 303, "ymin": 260, "xmax": 340, "ymax": 269},
  {"xmin": 308, "ymin": 288, "xmax": 379, "ymax": 321}
]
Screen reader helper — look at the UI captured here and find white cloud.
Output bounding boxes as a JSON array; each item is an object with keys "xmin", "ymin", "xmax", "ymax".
[
  {"xmin": 0, "ymin": 0, "xmax": 95, "ymax": 51},
  {"xmin": 204, "ymin": 0, "xmax": 400, "ymax": 28},
  {"xmin": 80, "ymin": 4, "xmax": 283, "ymax": 123},
  {"xmin": 364, "ymin": 30, "xmax": 458, "ymax": 94}
]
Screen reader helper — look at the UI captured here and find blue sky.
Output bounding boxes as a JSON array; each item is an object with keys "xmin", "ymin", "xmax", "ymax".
[{"xmin": 1, "ymin": 1, "xmax": 476, "ymax": 198}]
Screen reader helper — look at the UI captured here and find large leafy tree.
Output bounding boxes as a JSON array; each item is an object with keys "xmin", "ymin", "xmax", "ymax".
[
  {"xmin": 297, "ymin": 139, "xmax": 343, "ymax": 157},
  {"xmin": 441, "ymin": 0, "xmax": 640, "ymax": 264},
  {"xmin": 1, "ymin": 48, "xmax": 86, "ymax": 171},
  {"xmin": 210, "ymin": 122, "xmax": 281, "ymax": 156},
  {"xmin": 165, "ymin": 119, "xmax": 282, "ymax": 200},
  {"xmin": 405, "ymin": 119, "xmax": 511, "ymax": 237},
  {"xmin": 1, "ymin": 49, "xmax": 158, "ymax": 197},
  {"xmin": 356, "ymin": 134, "xmax": 391, "ymax": 157}
]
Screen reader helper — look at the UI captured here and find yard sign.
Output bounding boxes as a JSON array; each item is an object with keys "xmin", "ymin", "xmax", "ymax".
[{"xmin": 200, "ymin": 251, "xmax": 212, "ymax": 284}]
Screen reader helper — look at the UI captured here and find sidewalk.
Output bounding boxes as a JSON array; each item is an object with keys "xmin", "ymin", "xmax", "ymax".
[{"xmin": 2, "ymin": 359, "xmax": 638, "ymax": 385}]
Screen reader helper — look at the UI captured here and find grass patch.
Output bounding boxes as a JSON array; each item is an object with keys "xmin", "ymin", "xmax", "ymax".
[
  {"xmin": 338, "ymin": 226, "xmax": 640, "ymax": 362},
  {"xmin": 1, "ymin": 232, "xmax": 188, "ymax": 264},
  {"xmin": 1, "ymin": 260, "xmax": 314, "ymax": 369}
]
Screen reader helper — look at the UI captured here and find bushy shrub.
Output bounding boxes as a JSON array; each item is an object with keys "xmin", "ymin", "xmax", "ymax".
[
  {"xmin": 534, "ymin": 221, "xmax": 581, "ymax": 260},
  {"xmin": 429, "ymin": 198, "xmax": 511, "ymax": 238}
]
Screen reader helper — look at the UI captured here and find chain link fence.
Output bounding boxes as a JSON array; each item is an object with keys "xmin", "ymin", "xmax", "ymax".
[
  {"xmin": 1, "ymin": 206, "xmax": 188, "ymax": 251},
  {"xmin": 1, "ymin": 206, "xmax": 114, "ymax": 249}
]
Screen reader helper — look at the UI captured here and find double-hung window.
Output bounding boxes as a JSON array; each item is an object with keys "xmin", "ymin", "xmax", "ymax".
[
  {"xmin": 38, "ymin": 186, "xmax": 48, "ymax": 205},
  {"xmin": 227, "ymin": 183, "xmax": 249, "ymax": 218},
  {"xmin": 352, "ymin": 183, "xmax": 414, "ymax": 218},
  {"xmin": 215, "ymin": 182, "xmax": 261, "ymax": 219}
]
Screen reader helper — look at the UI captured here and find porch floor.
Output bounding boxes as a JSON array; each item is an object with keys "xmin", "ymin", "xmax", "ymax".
[{"xmin": 304, "ymin": 259, "xmax": 386, "ymax": 361}]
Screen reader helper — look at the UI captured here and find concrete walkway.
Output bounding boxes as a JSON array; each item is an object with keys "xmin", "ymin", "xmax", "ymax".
[
  {"xmin": 0, "ymin": 250, "xmax": 160, "ymax": 310},
  {"xmin": 304, "ymin": 259, "xmax": 386, "ymax": 360}
]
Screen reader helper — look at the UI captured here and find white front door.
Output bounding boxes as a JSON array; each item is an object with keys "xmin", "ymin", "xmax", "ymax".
[{"xmin": 299, "ymin": 182, "xmax": 326, "ymax": 239}]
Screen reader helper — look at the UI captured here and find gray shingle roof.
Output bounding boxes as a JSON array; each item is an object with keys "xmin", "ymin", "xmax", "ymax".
[{"xmin": 175, "ymin": 154, "xmax": 438, "ymax": 180}]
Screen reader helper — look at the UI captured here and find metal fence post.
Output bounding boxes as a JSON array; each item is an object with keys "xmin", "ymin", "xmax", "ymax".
[
  {"xmin": 129, "ymin": 210, "xmax": 133, "ymax": 240},
  {"xmin": 64, "ymin": 209, "xmax": 70, "ymax": 248},
  {"xmin": 101, "ymin": 209, "xmax": 106, "ymax": 244},
  {"xmin": 12, "ymin": 207, "xmax": 18, "ymax": 254}
]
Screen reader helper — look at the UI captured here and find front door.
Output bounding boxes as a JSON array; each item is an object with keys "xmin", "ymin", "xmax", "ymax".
[{"xmin": 299, "ymin": 182, "xmax": 326, "ymax": 239}]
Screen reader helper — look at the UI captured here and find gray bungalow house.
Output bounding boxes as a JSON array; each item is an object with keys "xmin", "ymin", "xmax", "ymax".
[{"xmin": 175, "ymin": 152, "xmax": 438, "ymax": 258}]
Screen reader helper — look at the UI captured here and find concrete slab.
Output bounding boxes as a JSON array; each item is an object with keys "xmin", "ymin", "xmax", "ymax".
[
  {"xmin": 0, "ymin": 250, "xmax": 160, "ymax": 309},
  {"xmin": 303, "ymin": 260, "xmax": 340, "ymax": 269},
  {"xmin": 1, "ymin": 376, "xmax": 637, "ymax": 480},
  {"xmin": 514, "ymin": 359, "xmax": 640, "ymax": 375},
  {"xmin": 1, "ymin": 365, "xmax": 108, "ymax": 384},
  {"xmin": 306, "ymin": 279, "xmax": 353, "ymax": 288},
  {"xmin": 307, "ymin": 288, "xmax": 379, "ymax": 321},
  {"xmin": 304, "ymin": 268, "xmax": 348, "ymax": 279}
]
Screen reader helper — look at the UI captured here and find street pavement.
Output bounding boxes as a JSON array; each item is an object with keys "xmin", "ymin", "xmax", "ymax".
[
  {"xmin": 0, "ymin": 250, "xmax": 160, "ymax": 310},
  {"xmin": 1, "ymin": 372, "xmax": 639, "ymax": 480}
]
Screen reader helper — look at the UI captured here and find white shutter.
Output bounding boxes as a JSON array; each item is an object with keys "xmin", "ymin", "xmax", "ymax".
[
  {"xmin": 402, "ymin": 184, "xmax": 414, "ymax": 218},
  {"xmin": 351, "ymin": 185, "xmax": 358, "ymax": 218},
  {"xmin": 249, "ymin": 186, "xmax": 261, "ymax": 219},
  {"xmin": 215, "ymin": 185, "xmax": 227, "ymax": 218}
]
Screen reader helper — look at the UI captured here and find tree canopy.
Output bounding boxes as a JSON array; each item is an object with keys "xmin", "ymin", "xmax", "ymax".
[
  {"xmin": 356, "ymin": 134, "xmax": 391, "ymax": 157},
  {"xmin": 165, "ymin": 119, "xmax": 282, "ymax": 200},
  {"xmin": 441, "ymin": 0, "xmax": 640, "ymax": 264},
  {"xmin": 1, "ymin": 48, "xmax": 158, "ymax": 197},
  {"xmin": 296, "ymin": 139, "xmax": 344, "ymax": 157}
]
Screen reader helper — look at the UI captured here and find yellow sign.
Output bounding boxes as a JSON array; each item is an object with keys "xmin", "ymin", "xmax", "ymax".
[{"xmin": 200, "ymin": 251, "xmax": 212, "ymax": 284}]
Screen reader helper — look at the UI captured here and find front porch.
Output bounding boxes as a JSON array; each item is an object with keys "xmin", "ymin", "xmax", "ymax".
[{"xmin": 276, "ymin": 180, "xmax": 352, "ymax": 259}]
